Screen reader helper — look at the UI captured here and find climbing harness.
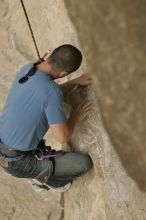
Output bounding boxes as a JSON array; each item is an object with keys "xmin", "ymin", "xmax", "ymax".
[
  {"xmin": 34, "ymin": 146, "xmax": 65, "ymax": 161},
  {"xmin": 32, "ymin": 140, "xmax": 65, "ymax": 183},
  {"xmin": 0, "ymin": 141, "xmax": 26, "ymax": 163},
  {"xmin": 0, "ymin": 140, "xmax": 64, "ymax": 164},
  {"xmin": 33, "ymin": 139, "xmax": 64, "ymax": 161}
]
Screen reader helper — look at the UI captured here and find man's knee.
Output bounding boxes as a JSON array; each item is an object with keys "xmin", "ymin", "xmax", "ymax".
[
  {"xmin": 54, "ymin": 152, "xmax": 93, "ymax": 177},
  {"xmin": 74, "ymin": 153, "xmax": 93, "ymax": 175}
]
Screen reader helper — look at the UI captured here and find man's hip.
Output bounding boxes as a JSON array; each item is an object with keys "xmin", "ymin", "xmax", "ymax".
[
  {"xmin": 0, "ymin": 141, "xmax": 93, "ymax": 188},
  {"xmin": 0, "ymin": 140, "xmax": 54, "ymax": 183}
]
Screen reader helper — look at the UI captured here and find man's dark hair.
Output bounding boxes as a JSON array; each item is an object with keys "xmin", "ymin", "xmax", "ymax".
[{"xmin": 48, "ymin": 44, "xmax": 82, "ymax": 73}]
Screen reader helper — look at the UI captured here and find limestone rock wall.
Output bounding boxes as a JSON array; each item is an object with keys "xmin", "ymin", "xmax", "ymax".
[
  {"xmin": 0, "ymin": 0, "xmax": 146, "ymax": 220},
  {"xmin": 0, "ymin": 172, "xmax": 63, "ymax": 220},
  {"xmin": 64, "ymin": 0, "xmax": 146, "ymax": 191},
  {"xmin": 64, "ymin": 86, "xmax": 146, "ymax": 220}
]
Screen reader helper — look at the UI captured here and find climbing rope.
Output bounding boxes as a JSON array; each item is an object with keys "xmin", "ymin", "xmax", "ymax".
[
  {"xmin": 20, "ymin": 0, "xmax": 42, "ymax": 60},
  {"xmin": 19, "ymin": 0, "xmax": 50, "ymax": 84}
]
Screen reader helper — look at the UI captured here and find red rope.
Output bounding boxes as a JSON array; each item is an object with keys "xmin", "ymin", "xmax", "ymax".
[{"xmin": 20, "ymin": 0, "xmax": 41, "ymax": 60}]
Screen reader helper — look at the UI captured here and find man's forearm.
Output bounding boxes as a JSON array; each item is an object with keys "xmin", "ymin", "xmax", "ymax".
[
  {"xmin": 60, "ymin": 79, "xmax": 78, "ymax": 97},
  {"xmin": 65, "ymin": 110, "xmax": 78, "ymax": 141},
  {"xmin": 59, "ymin": 73, "xmax": 92, "ymax": 98}
]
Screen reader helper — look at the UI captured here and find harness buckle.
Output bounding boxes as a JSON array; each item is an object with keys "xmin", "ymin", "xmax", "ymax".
[
  {"xmin": 34, "ymin": 154, "xmax": 43, "ymax": 161},
  {"xmin": 34, "ymin": 145, "xmax": 64, "ymax": 161}
]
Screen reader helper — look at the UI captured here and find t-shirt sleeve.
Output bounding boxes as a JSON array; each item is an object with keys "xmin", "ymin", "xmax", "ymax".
[{"xmin": 45, "ymin": 87, "xmax": 67, "ymax": 125}]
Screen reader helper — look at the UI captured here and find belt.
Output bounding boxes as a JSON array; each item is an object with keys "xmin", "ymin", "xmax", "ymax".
[
  {"xmin": 0, "ymin": 143, "xmax": 31, "ymax": 165},
  {"xmin": 0, "ymin": 143, "xmax": 31, "ymax": 167},
  {"xmin": 0, "ymin": 140, "xmax": 64, "ymax": 165},
  {"xmin": 0, "ymin": 143, "xmax": 30, "ymax": 157}
]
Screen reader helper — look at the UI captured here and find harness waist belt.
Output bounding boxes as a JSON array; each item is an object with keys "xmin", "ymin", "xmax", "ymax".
[{"xmin": 0, "ymin": 143, "xmax": 29, "ymax": 157}]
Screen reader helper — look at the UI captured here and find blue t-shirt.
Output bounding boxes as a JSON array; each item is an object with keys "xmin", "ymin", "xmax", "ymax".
[{"xmin": 0, "ymin": 63, "xmax": 67, "ymax": 151}]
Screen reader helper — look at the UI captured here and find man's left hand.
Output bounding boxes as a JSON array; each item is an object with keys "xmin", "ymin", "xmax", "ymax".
[{"xmin": 75, "ymin": 74, "xmax": 92, "ymax": 86}]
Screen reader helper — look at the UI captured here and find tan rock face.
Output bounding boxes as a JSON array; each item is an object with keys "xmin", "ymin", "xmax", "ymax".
[
  {"xmin": 64, "ymin": 0, "xmax": 146, "ymax": 191},
  {"xmin": 0, "ymin": 172, "xmax": 63, "ymax": 220},
  {"xmin": 64, "ymin": 86, "xmax": 146, "ymax": 220}
]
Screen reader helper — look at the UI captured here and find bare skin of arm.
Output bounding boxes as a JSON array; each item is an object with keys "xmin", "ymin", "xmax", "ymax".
[
  {"xmin": 50, "ymin": 100, "xmax": 95, "ymax": 144},
  {"xmin": 50, "ymin": 73, "xmax": 94, "ymax": 144},
  {"xmin": 60, "ymin": 74, "xmax": 92, "ymax": 98}
]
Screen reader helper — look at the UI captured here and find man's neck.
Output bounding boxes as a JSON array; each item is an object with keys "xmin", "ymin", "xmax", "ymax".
[
  {"xmin": 36, "ymin": 61, "xmax": 59, "ymax": 80},
  {"xmin": 37, "ymin": 61, "xmax": 51, "ymax": 75}
]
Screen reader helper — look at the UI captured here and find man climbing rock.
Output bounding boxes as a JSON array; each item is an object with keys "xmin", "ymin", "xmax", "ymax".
[{"xmin": 0, "ymin": 44, "xmax": 94, "ymax": 191}]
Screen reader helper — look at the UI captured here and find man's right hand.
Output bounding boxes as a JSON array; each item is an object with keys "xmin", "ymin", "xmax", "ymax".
[{"xmin": 72, "ymin": 100, "xmax": 95, "ymax": 122}]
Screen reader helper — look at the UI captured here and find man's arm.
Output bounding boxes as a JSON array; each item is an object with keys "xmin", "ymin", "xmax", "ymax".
[
  {"xmin": 48, "ymin": 74, "xmax": 94, "ymax": 144},
  {"xmin": 50, "ymin": 110, "xmax": 78, "ymax": 144},
  {"xmin": 60, "ymin": 78, "xmax": 77, "ymax": 97},
  {"xmin": 60, "ymin": 74, "xmax": 92, "ymax": 98},
  {"xmin": 50, "ymin": 101, "xmax": 95, "ymax": 144}
]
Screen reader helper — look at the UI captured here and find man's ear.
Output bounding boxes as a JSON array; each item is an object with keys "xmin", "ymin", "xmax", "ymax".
[{"xmin": 59, "ymin": 71, "xmax": 68, "ymax": 78}]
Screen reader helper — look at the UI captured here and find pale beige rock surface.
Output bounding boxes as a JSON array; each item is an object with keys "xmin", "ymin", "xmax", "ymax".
[
  {"xmin": 64, "ymin": 0, "xmax": 146, "ymax": 191},
  {"xmin": 0, "ymin": 171, "xmax": 63, "ymax": 220},
  {"xmin": 64, "ymin": 87, "xmax": 146, "ymax": 220},
  {"xmin": 0, "ymin": 0, "xmax": 146, "ymax": 220}
]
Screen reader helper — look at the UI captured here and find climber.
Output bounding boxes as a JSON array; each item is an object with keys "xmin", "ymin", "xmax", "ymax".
[{"xmin": 0, "ymin": 44, "xmax": 94, "ymax": 191}]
